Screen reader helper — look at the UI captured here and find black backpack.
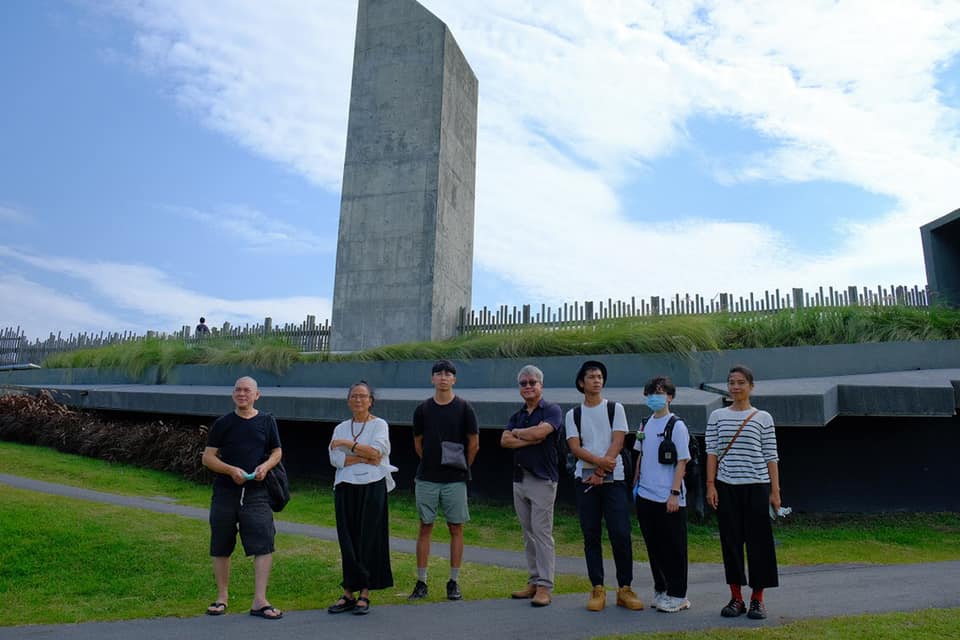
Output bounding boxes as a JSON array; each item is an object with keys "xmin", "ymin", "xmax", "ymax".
[{"xmin": 560, "ymin": 401, "xmax": 634, "ymax": 477}]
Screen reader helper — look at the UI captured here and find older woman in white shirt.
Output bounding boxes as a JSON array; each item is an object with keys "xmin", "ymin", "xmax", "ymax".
[{"xmin": 327, "ymin": 381, "xmax": 396, "ymax": 615}]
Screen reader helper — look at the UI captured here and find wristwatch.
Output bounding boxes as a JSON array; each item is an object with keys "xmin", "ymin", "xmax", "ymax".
[{"xmin": 670, "ymin": 489, "xmax": 681, "ymax": 496}]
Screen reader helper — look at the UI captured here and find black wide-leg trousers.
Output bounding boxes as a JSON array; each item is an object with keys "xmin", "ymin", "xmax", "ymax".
[
  {"xmin": 334, "ymin": 478, "xmax": 394, "ymax": 592},
  {"xmin": 716, "ymin": 481, "xmax": 779, "ymax": 589}
]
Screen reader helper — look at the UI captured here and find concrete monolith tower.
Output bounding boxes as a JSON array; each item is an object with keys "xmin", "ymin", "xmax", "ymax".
[{"xmin": 331, "ymin": 0, "xmax": 478, "ymax": 351}]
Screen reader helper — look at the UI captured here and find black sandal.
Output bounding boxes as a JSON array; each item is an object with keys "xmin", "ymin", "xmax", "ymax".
[
  {"xmin": 205, "ymin": 601, "xmax": 227, "ymax": 616},
  {"xmin": 352, "ymin": 596, "xmax": 371, "ymax": 615},
  {"xmin": 328, "ymin": 595, "xmax": 357, "ymax": 614}
]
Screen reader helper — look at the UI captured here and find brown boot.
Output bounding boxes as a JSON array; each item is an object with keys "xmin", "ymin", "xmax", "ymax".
[
  {"xmin": 531, "ymin": 586, "xmax": 551, "ymax": 607},
  {"xmin": 511, "ymin": 583, "xmax": 537, "ymax": 599},
  {"xmin": 616, "ymin": 586, "xmax": 644, "ymax": 610},
  {"xmin": 587, "ymin": 585, "xmax": 606, "ymax": 611}
]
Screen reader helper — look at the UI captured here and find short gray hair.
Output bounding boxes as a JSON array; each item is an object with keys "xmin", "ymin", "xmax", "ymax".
[
  {"xmin": 516, "ymin": 365, "xmax": 543, "ymax": 384},
  {"xmin": 235, "ymin": 376, "xmax": 259, "ymax": 391}
]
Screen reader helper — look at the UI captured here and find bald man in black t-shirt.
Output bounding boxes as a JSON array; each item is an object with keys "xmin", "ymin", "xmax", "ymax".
[{"xmin": 201, "ymin": 376, "xmax": 283, "ymax": 620}]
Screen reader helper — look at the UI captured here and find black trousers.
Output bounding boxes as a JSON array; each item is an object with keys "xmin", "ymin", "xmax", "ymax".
[
  {"xmin": 635, "ymin": 496, "xmax": 688, "ymax": 597},
  {"xmin": 716, "ymin": 481, "xmax": 779, "ymax": 589},
  {"xmin": 334, "ymin": 478, "xmax": 394, "ymax": 592},
  {"xmin": 575, "ymin": 480, "xmax": 633, "ymax": 587}
]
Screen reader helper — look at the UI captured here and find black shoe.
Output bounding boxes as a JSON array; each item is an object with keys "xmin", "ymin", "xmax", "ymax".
[
  {"xmin": 446, "ymin": 579, "xmax": 462, "ymax": 601},
  {"xmin": 720, "ymin": 598, "xmax": 746, "ymax": 617},
  {"xmin": 747, "ymin": 599, "xmax": 766, "ymax": 619},
  {"xmin": 327, "ymin": 595, "xmax": 356, "ymax": 614},
  {"xmin": 408, "ymin": 580, "xmax": 428, "ymax": 600}
]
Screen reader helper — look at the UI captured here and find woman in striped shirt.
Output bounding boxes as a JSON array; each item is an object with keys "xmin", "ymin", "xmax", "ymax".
[{"xmin": 705, "ymin": 365, "xmax": 781, "ymax": 621}]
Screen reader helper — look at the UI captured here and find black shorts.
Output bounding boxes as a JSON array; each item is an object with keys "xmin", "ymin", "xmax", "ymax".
[{"xmin": 209, "ymin": 484, "xmax": 276, "ymax": 557}]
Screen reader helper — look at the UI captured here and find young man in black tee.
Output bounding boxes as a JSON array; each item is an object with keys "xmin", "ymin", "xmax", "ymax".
[
  {"xmin": 202, "ymin": 376, "xmax": 283, "ymax": 619},
  {"xmin": 409, "ymin": 359, "xmax": 479, "ymax": 601}
]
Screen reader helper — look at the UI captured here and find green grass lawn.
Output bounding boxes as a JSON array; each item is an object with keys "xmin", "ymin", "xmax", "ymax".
[
  {"xmin": 4, "ymin": 481, "xmax": 954, "ymax": 635},
  {"xmin": 3, "ymin": 441, "xmax": 959, "ymax": 566},
  {"xmin": 0, "ymin": 484, "xmax": 588, "ymax": 626},
  {"xmin": 2, "ymin": 441, "xmax": 959, "ymax": 633}
]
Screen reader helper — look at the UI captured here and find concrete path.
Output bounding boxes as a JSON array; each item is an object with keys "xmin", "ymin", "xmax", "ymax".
[{"xmin": 3, "ymin": 474, "xmax": 959, "ymax": 639}]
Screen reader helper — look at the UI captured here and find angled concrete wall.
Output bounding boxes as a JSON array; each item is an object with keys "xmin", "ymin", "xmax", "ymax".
[
  {"xmin": 331, "ymin": 0, "xmax": 478, "ymax": 351},
  {"xmin": 921, "ymin": 207, "xmax": 960, "ymax": 307}
]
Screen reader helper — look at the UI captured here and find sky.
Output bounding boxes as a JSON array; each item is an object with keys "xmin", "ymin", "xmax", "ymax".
[{"xmin": 2, "ymin": 0, "xmax": 960, "ymax": 341}]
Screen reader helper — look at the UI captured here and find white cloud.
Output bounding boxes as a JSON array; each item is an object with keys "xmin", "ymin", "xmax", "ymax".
[
  {"xmin": 0, "ymin": 274, "xmax": 120, "ymax": 339},
  {"xmin": 164, "ymin": 203, "xmax": 332, "ymax": 254},
  {"xmin": 0, "ymin": 246, "xmax": 331, "ymax": 339},
  {"xmin": 111, "ymin": 0, "xmax": 358, "ymax": 191},
  {"xmin": 0, "ymin": 204, "xmax": 30, "ymax": 224},
  {"xmin": 107, "ymin": 1, "xmax": 960, "ymax": 306}
]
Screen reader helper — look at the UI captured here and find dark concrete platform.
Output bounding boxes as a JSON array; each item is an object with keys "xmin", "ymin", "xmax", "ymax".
[
  {"xmin": 3, "ymin": 342, "xmax": 959, "ymax": 431},
  {"xmin": 0, "ymin": 383, "xmax": 723, "ymax": 433},
  {"xmin": 704, "ymin": 369, "xmax": 960, "ymax": 426},
  {"xmin": 3, "ymin": 369, "xmax": 958, "ymax": 431}
]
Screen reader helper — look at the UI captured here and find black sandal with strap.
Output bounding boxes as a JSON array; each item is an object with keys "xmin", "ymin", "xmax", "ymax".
[
  {"xmin": 328, "ymin": 595, "xmax": 357, "ymax": 614},
  {"xmin": 205, "ymin": 601, "xmax": 227, "ymax": 616},
  {"xmin": 352, "ymin": 596, "xmax": 371, "ymax": 615}
]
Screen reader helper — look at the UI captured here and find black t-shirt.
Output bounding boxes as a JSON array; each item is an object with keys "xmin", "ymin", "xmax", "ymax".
[
  {"xmin": 412, "ymin": 396, "xmax": 479, "ymax": 483},
  {"xmin": 206, "ymin": 411, "xmax": 281, "ymax": 492}
]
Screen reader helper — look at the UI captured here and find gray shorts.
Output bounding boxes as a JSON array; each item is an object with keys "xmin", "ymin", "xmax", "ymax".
[
  {"xmin": 415, "ymin": 479, "xmax": 470, "ymax": 525},
  {"xmin": 209, "ymin": 485, "xmax": 276, "ymax": 557}
]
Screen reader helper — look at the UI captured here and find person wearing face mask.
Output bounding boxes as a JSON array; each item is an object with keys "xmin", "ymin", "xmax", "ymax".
[{"xmin": 632, "ymin": 376, "xmax": 691, "ymax": 614}]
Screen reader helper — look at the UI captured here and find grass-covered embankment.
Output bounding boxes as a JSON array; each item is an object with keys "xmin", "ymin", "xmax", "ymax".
[{"xmin": 42, "ymin": 305, "xmax": 960, "ymax": 376}]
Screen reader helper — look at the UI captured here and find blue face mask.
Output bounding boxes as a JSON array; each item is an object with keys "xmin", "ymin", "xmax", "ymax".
[{"xmin": 645, "ymin": 394, "xmax": 668, "ymax": 412}]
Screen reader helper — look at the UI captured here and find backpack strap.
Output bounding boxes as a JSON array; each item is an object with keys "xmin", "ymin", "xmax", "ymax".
[
  {"xmin": 573, "ymin": 401, "xmax": 618, "ymax": 444},
  {"xmin": 662, "ymin": 414, "xmax": 678, "ymax": 440}
]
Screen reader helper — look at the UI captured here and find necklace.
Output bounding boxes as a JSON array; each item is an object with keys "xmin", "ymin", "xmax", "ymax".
[{"xmin": 350, "ymin": 416, "xmax": 370, "ymax": 442}]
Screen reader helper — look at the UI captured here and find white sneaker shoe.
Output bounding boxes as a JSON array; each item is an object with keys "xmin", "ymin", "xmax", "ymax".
[
  {"xmin": 652, "ymin": 591, "xmax": 667, "ymax": 610},
  {"xmin": 658, "ymin": 595, "xmax": 691, "ymax": 613}
]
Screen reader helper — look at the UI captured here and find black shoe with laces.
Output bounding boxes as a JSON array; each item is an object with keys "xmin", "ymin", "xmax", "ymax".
[
  {"xmin": 747, "ymin": 599, "xmax": 766, "ymax": 619},
  {"xmin": 408, "ymin": 580, "xmax": 428, "ymax": 600},
  {"xmin": 720, "ymin": 598, "xmax": 746, "ymax": 617},
  {"xmin": 446, "ymin": 579, "xmax": 462, "ymax": 601}
]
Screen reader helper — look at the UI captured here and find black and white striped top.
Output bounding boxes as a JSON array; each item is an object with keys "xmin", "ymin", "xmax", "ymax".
[{"xmin": 705, "ymin": 407, "xmax": 778, "ymax": 484}]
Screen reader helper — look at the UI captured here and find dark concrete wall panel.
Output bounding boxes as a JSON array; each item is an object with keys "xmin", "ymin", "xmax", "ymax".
[{"xmin": 921, "ymin": 208, "xmax": 960, "ymax": 306}]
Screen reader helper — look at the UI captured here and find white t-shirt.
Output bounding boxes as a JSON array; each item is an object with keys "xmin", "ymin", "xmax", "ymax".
[
  {"xmin": 329, "ymin": 416, "xmax": 397, "ymax": 491},
  {"xmin": 564, "ymin": 399, "xmax": 629, "ymax": 481},
  {"xmin": 633, "ymin": 413, "xmax": 690, "ymax": 505}
]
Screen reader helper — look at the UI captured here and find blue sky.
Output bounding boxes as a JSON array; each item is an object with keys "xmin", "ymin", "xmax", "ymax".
[{"xmin": 2, "ymin": 0, "xmax": 959, "ymax": 340}]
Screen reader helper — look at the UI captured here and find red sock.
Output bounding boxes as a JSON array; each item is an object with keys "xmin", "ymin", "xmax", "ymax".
[
  {"xmin": 751, "ymin": 589, "xmax": 764, "ymax": 603},
  {"xmin": 729, "ymin": 584, "xmax": 743, "ymax": 601}
]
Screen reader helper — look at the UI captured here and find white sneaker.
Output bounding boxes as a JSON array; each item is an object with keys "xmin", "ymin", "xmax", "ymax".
[
  {"xmin": 652, "ymin": 591, "xmax": 667, "ymax": 610},
  {"xmin": 657, "ymin": 595, "xmax": 691, "ymax": 613}
]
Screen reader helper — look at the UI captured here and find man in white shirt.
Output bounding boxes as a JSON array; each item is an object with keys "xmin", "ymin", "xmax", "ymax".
[{"xmin": 565, "ymin": 360, "xmax": 643, "ymax": 612}]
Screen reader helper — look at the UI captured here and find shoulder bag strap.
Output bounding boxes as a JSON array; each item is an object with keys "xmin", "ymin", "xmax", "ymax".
[{"xmin": 718, "ymin": 410, "xmax": 759, "ymax": 462}]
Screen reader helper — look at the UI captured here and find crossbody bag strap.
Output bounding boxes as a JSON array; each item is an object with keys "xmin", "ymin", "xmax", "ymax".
[{"xmin": 718, "ymin": 410, "xmax": 759, "ymax": 462}]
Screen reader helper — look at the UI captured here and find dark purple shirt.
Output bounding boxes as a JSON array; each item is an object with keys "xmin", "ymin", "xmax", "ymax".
[{"xmin": 506, "ymin": 399, "xmax": 563, "ymax": 482}]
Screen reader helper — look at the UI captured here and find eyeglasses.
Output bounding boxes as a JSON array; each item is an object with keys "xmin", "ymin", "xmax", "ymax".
[
  {"xmin": 349, "ymin": 394, "xmax": 371, "ymax": 400},
  {"xmin": 518, "ymin": 379, "xmax": 539, "ymax": 387}
]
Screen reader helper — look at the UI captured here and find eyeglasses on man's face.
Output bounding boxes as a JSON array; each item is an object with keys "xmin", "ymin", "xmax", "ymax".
[{"xmin": 518, "ymin": 379, "xmax": 540, "ymax": 388}]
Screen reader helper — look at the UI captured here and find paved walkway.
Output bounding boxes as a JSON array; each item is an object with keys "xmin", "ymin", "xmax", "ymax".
[{"xmin": 3, "ymin": 474, "xmax": 959, "ymax": 639}]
